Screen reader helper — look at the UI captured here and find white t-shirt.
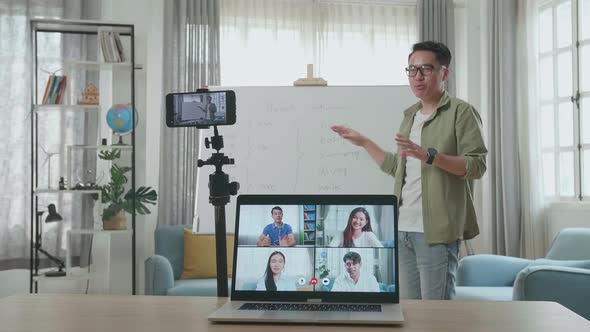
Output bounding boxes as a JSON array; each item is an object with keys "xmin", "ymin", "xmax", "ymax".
[
  {"xmin": 256, "ymin": 273, "xmax": 297, "ymax": 291},
  {"xmin": 328, "ymin": 231, "xmax": 383, "ymax": 247},
  {"xmin": 398, "ymin": 110, "xmax": 432, "ymax": 233},
  {"xmin": 331, "ymin": 272, "xmax": 380, "ymax": 292}
]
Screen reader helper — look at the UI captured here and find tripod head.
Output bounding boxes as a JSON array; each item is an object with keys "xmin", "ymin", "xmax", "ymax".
[{"xmin": 197, "ymin": 126, "xmax": 240, "ymax": 206}]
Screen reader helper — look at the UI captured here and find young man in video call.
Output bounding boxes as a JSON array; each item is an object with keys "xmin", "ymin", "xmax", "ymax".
[
  {"xmin": 331, "ymin": 252, "xmax": 380, "ymax": 292},
  {"xmin": 200, "ymin": 95, "xmax": 217, "ymax": 121},
  {"xmin": 331, "ymin": 41, "xmax": 487, "ymax": 300},
  {"xmin": 256, "ymin": 206, "xmax": 296, "ymax": 247}
]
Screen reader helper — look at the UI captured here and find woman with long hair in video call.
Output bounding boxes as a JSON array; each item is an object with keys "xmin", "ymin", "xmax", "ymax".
[
  {"xmin": 256, "ymin": 251, "xmax": 297, "ymax": 291},
  {"xmin": 329, "ymin": 207, "xmax": 383, "ymax": 247}
]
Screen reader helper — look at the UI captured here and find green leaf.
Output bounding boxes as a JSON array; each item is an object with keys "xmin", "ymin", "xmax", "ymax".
[
  {"xmin": 99, "ymin": 160, "xmax": 158, "ymax": 219},
  {"xmin": 98, "ymin": 149, "xmax": 121, "ymax": 160}
]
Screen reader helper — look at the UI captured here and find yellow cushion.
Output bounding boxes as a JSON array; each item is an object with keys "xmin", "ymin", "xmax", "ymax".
[{"xmin": 180, "ymin": 229, "xmax": 234, "ymax": 279}]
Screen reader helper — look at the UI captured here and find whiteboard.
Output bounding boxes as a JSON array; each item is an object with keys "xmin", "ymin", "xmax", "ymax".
[{"xmin": 195, "ymin": 86, "xmax": 416, "ymax": 233}]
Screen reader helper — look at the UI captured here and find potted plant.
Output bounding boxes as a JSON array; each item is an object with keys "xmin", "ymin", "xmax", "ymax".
[
  {"xmin": 316, "ymin": 263, "xmax": 331, "ymax": 290},
  {"xmin": 97, "ymin": 149, "xmax": 157, "ymax": 230}
]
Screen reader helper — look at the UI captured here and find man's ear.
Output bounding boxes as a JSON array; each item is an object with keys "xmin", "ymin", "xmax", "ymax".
[{"xmin": 442, "ymin": 67, "xmax": 450, "ymax": 81}]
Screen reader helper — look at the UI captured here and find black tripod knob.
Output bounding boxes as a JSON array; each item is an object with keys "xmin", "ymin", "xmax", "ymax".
[
  {"xmin": 205, "ymin": 137, "xmax": 211, "ymax": 149},
  {"xmin": 229, "ymin": 181, "xmax": 240, "ymax": 195}
]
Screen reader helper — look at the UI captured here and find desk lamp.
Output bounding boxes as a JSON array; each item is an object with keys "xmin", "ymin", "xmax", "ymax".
[{"xmin": 35, "ymin": 204, "xmax": 66, "ymax": 277}]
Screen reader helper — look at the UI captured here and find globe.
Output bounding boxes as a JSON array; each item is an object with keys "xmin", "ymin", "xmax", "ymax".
[{"xmin": 106, "ymin": 104, "xmax": 136, "ymax": 135}]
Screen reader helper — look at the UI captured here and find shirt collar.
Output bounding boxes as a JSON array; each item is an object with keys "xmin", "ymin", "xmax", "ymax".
[
  {"xmin": 404, "ymin": 90, "xmax": 451, "ymax": 118},
  {"xmin": 345, "ymin": 272, "xmax": 361, "ymax": 284}
]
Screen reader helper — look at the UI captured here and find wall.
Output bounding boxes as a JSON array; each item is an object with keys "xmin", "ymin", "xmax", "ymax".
[{"xmin": 545, "ymin": 203, "xmax": 590, "ymax": 246}]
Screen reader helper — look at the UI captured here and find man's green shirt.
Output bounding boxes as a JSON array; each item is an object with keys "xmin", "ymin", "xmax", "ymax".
[{"xmin": 380, "ymin": 91, "xmax": 487, "ymax": 244}]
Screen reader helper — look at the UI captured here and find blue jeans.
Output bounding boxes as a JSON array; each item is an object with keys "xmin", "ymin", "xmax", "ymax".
[{"xmin": 398, "ymin": 231, "xmax": 460, "ymax": 300}]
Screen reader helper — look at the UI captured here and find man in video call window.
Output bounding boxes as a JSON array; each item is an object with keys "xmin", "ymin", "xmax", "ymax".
[
  {"xmin": 256, "ymin": 206, "xmax": 296, "ymax": 247},
  {"xmin": 199, "ymin": 95, "xmax": 217, "ymax": 121},
  {"xmin": 331, "ymin": 252, "xmax": 380, "ymax": 292}
]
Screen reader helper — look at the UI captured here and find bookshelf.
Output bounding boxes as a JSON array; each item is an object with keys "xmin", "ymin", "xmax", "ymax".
[
  {"xmin": 30, "ymin": 19, "xmax": 136, "ymax": 295},
  {"xmin": 302, "ymin": 205, "xmax": 317, "ymax": 245}
]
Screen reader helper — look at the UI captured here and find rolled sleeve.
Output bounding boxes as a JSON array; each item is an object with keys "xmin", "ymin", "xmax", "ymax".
[
  {"xmin": 379, "ymin": 152, "xmax": 399, "ymax": 176},
  {"xmin": 456, "ymin": 105, "xmax": 487, "ymax": 180},
  {"xmin": 464, "ymin": 154, "xmax": 487, "ymax": 179}
]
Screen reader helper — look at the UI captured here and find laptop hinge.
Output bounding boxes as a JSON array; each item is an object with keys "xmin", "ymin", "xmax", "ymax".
[{"xmin": 307, "ymin": 299, "xmax": 322, "ymax": 303}]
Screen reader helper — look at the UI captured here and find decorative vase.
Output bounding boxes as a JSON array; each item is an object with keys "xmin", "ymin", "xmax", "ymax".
[{"xmin": 103, "ymin": 209, "xmax": 127, "ymax": 230}]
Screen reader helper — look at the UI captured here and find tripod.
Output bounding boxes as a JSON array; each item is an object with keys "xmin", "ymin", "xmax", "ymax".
[{"xmin": 197, "ymin": 125, "xmax": 239, "ymax": 297}]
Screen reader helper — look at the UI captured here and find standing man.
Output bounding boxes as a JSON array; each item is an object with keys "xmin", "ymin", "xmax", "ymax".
[
  {"xmin": 331, "ymin": 41, "xmax": 487, "ymax": 300},
  {"xmin": 331, "ymin": 252, "xmax": 380, "ymax": 292},
  {"xmin": 199, "ymin": 95, "xmax": 217, "ymax": 121},
  {"xmin": 256, "ymin": 206, "xmax": 296, "ymax": 247}
]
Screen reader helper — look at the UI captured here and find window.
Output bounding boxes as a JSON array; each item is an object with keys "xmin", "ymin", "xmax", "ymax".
[
  {"xmin": 219, "ymin": 0, "xmax": 417, "ymax": 86},
  {"xmin": 538, "ymin": 0, "xmax": 590, "ymax": 200}
]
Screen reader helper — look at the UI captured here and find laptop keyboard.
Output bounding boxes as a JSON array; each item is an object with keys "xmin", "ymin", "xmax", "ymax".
[{"xmin": 239, "ymin": 303, "xmax": 382, "ymax": 312}]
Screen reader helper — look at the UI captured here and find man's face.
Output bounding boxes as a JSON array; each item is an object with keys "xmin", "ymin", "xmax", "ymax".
[
  {"xmin": 344, "ymin": 259, "xmax": 360, "ymax": 279},
  {"xmin": 407, "ymin": 50, "xmax": 448, "ymax": 101},
  {"xmin": 272, "ymin": 209, "xmax": 283, "ymax": 223}
]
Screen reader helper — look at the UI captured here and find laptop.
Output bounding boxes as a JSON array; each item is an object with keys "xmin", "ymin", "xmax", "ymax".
[{"xmin": 209, "ymin": 194, "xmax": 403, "ymax": 325}]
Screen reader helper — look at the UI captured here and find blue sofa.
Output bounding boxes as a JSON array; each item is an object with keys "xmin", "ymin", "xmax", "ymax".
[
  {"xmin": 145, "ymin": 225, "xmax": 230, "ymax": 296},
  {"xmin": 455, "ymin": 228, "xmax": 590, "ymax": 320}
]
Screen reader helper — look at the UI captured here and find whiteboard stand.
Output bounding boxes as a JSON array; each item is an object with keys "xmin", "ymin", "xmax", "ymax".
[{"xmin": 293, "ymin": 64, "xmax": 327, "ymax": 86}]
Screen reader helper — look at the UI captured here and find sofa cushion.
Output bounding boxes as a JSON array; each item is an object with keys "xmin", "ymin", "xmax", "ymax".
[
  {"xmin": 454, "ymin": 286, "xmax": 513, "ymax": 301},
  {"xmin": 167, "ymin": 279, "xmax": 232, "ymax": 297},
  {"xmin": 155, "ymin": 225, "xmax": 188, "ymax": 279},
  {"xmin": 528, "ymin": 258, "xmax": 590, "ymax": 270},
  {"xmin": 180, "ymin": 229, "xmax": 235, "ymax": 279}
]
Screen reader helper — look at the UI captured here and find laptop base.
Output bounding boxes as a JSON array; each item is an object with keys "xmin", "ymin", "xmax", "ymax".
[{"xmin": 209, "ymin": 300, "xmax": 404, "ymax": 325}]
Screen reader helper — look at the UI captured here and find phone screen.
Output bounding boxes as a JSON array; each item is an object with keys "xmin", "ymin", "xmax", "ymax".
[{"xmin": 166, "ymin": 90, "xmax": 236, "ymax": 128}]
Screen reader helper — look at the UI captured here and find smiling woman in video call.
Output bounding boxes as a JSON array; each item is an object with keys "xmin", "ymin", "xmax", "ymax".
[
  {"xmin": 329, "ymin": 207, "xmax": 383, "ymax": 248},
  {"xmin": 256, "ymin": 251, "xmax": 297, "ymax": 291}
]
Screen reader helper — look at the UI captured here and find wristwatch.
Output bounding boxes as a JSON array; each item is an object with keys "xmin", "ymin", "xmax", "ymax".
[{"xmin": 426, "ymin": 148, "xmax": 438, "ymax": 165}]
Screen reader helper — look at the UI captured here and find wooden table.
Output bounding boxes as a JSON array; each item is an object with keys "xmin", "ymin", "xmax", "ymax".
[{"xmin": 1, "ymin": 294, "xmax": 588, "ymax": 331}]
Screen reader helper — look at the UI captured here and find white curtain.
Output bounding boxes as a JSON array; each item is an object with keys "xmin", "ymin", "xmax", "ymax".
[
  {"xmin": 486, "ymin": 0, "xmax": 522, "ymax": 257},
  {"xmin": 219, "ymin": 0, "xmax": 417, "ymax": 86},
  {"xmin": 158, "ymin": 0, "xmax": 220, "ymax": 227},
  {"xmin": 417, "ymin": 0, "xmax": 455, "ymax": 95},
  {"xmin": 516, "ymin": 0, "xmax": 547, "ymax": 258},
  {"xmin": 0, "ymin": 0, "xmax": 91, "ymax": 270}
]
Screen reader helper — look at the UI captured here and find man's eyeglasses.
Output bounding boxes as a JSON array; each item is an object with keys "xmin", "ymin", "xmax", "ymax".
[{"xmin": 405, "ymin": 64, "xmax": 443, "ymax": 77}]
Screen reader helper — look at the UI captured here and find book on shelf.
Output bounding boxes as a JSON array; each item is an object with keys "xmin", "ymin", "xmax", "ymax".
[
  {"xmin": 100, "ymin": 31, "xmax": 125, "ymax": 62},
  {"xmin": 41, "ymin": 74, "xmax": 67, "ymax": 104},
  {"xmin": 304, "ymin": 232, "xmax": 315, "ymax": 241},
  {"xmin": 303, "ymin": 205, "xmax": 315, "ymax": 211}
]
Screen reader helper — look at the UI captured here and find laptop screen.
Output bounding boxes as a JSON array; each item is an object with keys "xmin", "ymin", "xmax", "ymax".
[{"xmin": 231, "ymin": 195, "xmax": 398, "ymax": 303}]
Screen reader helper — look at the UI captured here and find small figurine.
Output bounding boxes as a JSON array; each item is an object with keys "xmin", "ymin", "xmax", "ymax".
[{"xmin": 79, "ymin": 83, "xmax": 99, "ymax": 105}]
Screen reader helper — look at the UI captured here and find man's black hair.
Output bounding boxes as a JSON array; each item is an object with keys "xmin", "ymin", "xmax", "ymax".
[
  {"xmin": 408, "ymin": 41, "xmax": 452, "ymax": 67},
  {"xmin": 343, "ymin": 251, "xmax": 362, "ymax": 264},
  {"xmin": 271, "ymin": 206, "xmax": 283, "ymax": 214}
]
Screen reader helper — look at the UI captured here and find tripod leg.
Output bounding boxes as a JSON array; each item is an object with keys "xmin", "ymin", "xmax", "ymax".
[{"xmin": 214, "ymin": 206, "xmax": 229, "ymax": 297}]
